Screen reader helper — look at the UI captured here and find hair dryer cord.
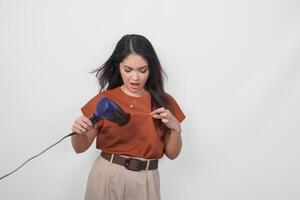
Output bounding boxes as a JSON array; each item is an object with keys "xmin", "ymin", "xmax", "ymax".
[{"xmin": 0, "ymin": 132, "xmax": 77, "ymax": 181}]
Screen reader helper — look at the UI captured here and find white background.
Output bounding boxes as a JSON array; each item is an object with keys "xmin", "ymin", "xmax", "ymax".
[{"xmin": 0, "ymin": 0, "xmax": 300, "ymax": 199}]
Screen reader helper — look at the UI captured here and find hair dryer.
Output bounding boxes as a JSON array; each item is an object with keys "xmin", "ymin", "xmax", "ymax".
[
  {"xmin": 0, "ymin": 97, "xmax": 130, "ymax": 180},
  {"xmin": 88, "ymin": 97, "xmax": 130, "ymax": 127}
]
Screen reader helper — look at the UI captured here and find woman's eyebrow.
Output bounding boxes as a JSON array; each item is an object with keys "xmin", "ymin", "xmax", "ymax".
[{"xmin": 122, "ymin": 64, "xmax": 148, "ymax": 69}]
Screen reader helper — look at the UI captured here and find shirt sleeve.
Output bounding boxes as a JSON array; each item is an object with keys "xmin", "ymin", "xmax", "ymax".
[
  {"xmin": 80, "ymin": 92, "xmax": 105, "ymax": 130},
  {"xmin": 166, "ymin": 93, "xmax": 186, "ymax": 123}
]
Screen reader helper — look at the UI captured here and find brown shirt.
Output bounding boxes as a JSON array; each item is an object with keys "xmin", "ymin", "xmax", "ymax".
[{"xmin": 81, "ymin": 86, "xmax": 185, "ymax": 159}]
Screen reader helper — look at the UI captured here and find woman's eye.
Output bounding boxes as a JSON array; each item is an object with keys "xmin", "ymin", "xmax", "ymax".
[
  {"xmin": 139, "ymin": 69, "xmax": 148, "ymax": 73},
  {"xmin": 124, "ymin": 69, "xmax": 131, "ymax": 72}
]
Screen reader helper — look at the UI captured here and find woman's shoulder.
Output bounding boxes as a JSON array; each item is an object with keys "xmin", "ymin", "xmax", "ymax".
[
  {"xmin": 163, "ymin": 91, "xmax": 186, "ymax": 122},
  {"xmin": 163, "ymin": 91, "xmax": 177, "ymax": 102},
  {"xmin": 96, "ymin": 86, "xmax": 120, "ymax": 97},
  {"xmin": 80, "ymin": 87, "xmax": 120, "ymax": 117}
]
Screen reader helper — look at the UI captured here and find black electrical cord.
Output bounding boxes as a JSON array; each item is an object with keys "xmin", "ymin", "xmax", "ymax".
[
  {"xmin": 0, "ymin": 97, "xmax": 130, "ymax": 181},
  {"xmin": 0, "ymin": 132, "xmax": 77, "ymax": 181}
]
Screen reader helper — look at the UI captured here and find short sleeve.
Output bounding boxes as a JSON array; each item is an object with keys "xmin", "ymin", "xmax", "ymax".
[
  {"xmin": 81, "ymin": 93, "xmax": 104, "ymax": 118},
  {"xmin": 80, "ymin": 92, "xmax": 106, "ymax": 130},
  {"xmin": 166, "ymin": 93, "xmax": 186, "ymax": 123}
]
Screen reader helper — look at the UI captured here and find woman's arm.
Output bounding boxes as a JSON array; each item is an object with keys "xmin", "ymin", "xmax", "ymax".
[
  {"xmin": 163, "ymin": 128, "xmax": 182, "ymax": 160},
  {"xmin": 71, "ymin": 128, "xmax": 97, "ymax": 153},
  {"xmin": 151, "ymin": 107, "xmax": 183, "ymax": 160},
  {"xmin": 71, "ymin": 115, "xmax": 97, "ymax": 153}
]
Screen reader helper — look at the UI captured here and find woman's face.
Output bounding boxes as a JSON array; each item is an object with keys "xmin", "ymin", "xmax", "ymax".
[{"xmin": 119, "ymin": 53, "xmax": 150, "ymax": 97}]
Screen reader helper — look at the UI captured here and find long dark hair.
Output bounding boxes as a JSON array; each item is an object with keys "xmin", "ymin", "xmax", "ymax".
[{"xmin": 92, "ymin": 34, "xmax": 171, "ymax": 111}]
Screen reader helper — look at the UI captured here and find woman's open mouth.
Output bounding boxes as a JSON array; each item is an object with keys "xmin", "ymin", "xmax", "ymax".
[{"xmin": 130, "ymin": 82, "xmax": 140, "ymax": 89}]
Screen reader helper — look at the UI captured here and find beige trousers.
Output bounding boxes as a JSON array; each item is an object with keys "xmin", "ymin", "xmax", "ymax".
[{"xmin": 84, "ymin": 154, "xmax": 161, "ymax": 200}]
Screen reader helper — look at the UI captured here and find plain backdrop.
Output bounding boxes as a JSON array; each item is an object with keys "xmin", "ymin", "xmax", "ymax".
[{"xmin": 0, "ymin": 0, "xmax": 300, "ymax": 199}]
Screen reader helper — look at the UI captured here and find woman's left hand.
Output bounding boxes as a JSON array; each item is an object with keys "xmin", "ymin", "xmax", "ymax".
[{"xmin": 150, "ymin": 107, "xmax": 181, "ymax": 132}]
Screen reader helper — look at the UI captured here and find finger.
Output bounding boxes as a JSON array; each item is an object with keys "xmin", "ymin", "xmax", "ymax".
[
  {"xmin": 150, "ymin": 107, "xmax": 165, "ymax": 115},
  {"xmin": 72, "ymin": 125, "xmax": 83, "ymax": 134},
  {"xmin": 150, "ymin": 107, "xmax": 165, "ymax": 114},
  {"xmin": 76, "ymin": 117, "xmax": 92, "ymax": 130},
  {"xmin": 74, "ymin": 123, "xmax": 89, "ymax": 133},
  {"xmin": 81, "ymin": 117, "xmax": 93, "ymax": 127},
  {"xmin": 160, "ymin": 112, "xmax": 168, "ymax": 118},
  {"xmin": 152, "ymin": 111, "xmax": 170, "ymax": 120},
  {"xmin": 80, "ymin": 125, "xmax": 89, "ymax": 132},
  {"xmin": 75, "ymin": 116, "xmax": 92, "ymax": 128},
  {"xmin": 77, "ymin": 129, "xmax": 85, "ymax": 135},
  {"xmin": 79, "ymin": 121, "xmax": 91, "ymax": 130},
  {"xmin": 152, "ymin": 114, "xmax": 163, "ymax": 119},
  {"xmin": 162, "ymin": 118, "xmax": 169, "ymax": 123}
]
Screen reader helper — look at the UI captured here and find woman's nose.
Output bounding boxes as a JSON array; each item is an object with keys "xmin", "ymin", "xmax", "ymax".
[{"xmin": 132, "ymin": 71, "xmax": 139, "ymax": 80}]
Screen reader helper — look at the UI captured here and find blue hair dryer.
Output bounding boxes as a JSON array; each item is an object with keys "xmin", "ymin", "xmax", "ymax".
[
  {"xmin": 0, "ymin": 97, "xmax": 130, "ymax": 180},
  {"xmin": 89, "ymin": 97, "xmax": 130, "ymax": 126}
]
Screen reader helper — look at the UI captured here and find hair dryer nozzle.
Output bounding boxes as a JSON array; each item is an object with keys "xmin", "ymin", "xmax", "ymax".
[{"xmin": 90, "ymin": 97, "xmax": 130, "ymax": 126}]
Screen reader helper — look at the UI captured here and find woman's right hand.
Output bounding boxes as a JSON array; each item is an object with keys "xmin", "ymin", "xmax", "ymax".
[{"xmin": 72, "ymin": 115, "xmax": 93, "ymax": 135}]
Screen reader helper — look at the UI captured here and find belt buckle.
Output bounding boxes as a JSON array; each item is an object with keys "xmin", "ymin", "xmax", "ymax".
[{"xmin": 124, "ymin": 158, "xmax": 144, "ymax": 171}]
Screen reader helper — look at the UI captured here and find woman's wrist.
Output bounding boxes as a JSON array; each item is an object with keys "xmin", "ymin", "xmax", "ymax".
[{"xmin": 170, "ymin": 125, "xmax": 181, "ymax": 133}]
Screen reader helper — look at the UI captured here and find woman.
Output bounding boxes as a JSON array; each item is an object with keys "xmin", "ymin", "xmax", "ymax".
[{"xmin": 71, "ymin": 34, "xmax": 185, "ymax": 200}]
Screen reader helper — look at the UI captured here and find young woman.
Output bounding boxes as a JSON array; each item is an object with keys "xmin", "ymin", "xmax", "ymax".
[{"xmin": 71, "ymin": 34, "xmax": 185, "ymax": 200}]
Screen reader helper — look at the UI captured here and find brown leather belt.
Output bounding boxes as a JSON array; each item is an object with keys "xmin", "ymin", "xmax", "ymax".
[{"xmin": 101, "ymin": 152, "xmax": 158, "ymax": 171}]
